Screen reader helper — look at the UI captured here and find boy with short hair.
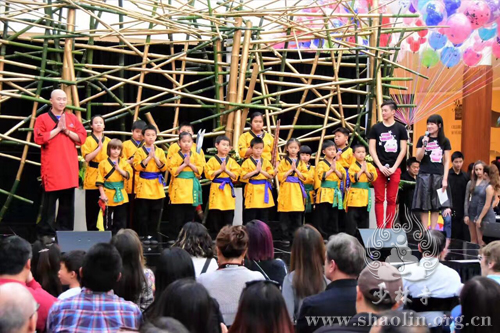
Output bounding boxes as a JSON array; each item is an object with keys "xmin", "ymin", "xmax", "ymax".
[
  {"xmin": 205, "ymin": 135, "xmax": 241, "ymax": 233},
  {"xmin": 346, "ymin": 145, "xmax": 377, "ymax": 236},
  {"xmin": 448, "ymin": 151, "xmax": 470, "ymax": 241},
  {"xmin": 241, "ymin": 137, "xmax": 275, "ymax": 223},
  {"xmin": 133, "ymin": 125, "xmax": 168, "ymax": 244},
  {"xmin": 300, "ymin": 145, "xmax": 315, "ymax": 224},
  {"xmin": 58, "ymin": 250, "xmax": 86, "ymax": 300},
  {"xmin": 314, "ymin": 140, "xmax": 346, "ymax": 238},
  {"xmin": 123, "ymin": 120, "xmax": 146, "ymax": 195},
  {"xmin": 333, "ymin": 127, "xmax": 354, "ymax": 232},
  {"xmin": 398, "ymin": 157, "xmax": 420, "ymax": 232}
]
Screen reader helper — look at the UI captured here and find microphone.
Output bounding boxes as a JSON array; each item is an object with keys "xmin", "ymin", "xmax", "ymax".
[
  {"xmin": 423, "ymin": 131, "xmax": 429, "ymax": 147},
  {"xmin": 425, "ymin": 131, "xmax": 429, "ymax": 137}
]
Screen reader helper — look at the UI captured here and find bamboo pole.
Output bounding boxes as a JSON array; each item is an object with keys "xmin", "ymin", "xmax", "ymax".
[
  {"xmin": 240, "ymin": 62, "xmax": 259, "ymax": 135},
  {"xmin": 225, "ymin": 17, "xmax": 243, "ymax": 141}
]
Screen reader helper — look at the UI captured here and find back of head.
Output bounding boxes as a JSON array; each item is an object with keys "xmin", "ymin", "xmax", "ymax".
[
  {"xmin": 375, "ymin": 310, "xmax": 429, "ymax": 333},
  {"xmin": 419, "ymin": 230, "xmax": 445, "ymax": 257},
  {"xmin": 358, "ymin": 262, "xmax": 403, "ymax": 312},
  {"xmin": 0, "ymin": 283, "xmax": 37, "ymax": 333},
  {"xmin": 152, "ymin": 279, "xmax": 215, "ymax": 333},
  {"xmin": 0, "ymin": 236, "xmax": 32, "ymax": 276},
  {"xmin": 140, "ymin": 317, "xmax": 190, "ymax": 333},
  {"xmin": 460, "ymin": 276, "xmax": 500, "ymax": 333},
  {"xmin": 31, "ymin": 241, "xmax": 62, "ymax": 297},
  {"xmin": 173, "ymin": 222, "xmax": 214, "ymax": 258},
  {"xmin": 326, "ymin": 233, "xmax": 365, "ymax": 277},
  {"xmin": 216, "ymin": 225, "xmax": 248, "ymax": 260},
  {"xmin": 481, "ymin": 241, "xmax": 500, "ymax": 274},
  {"xmin": 155, "ymin": 248, "xmax": 195, "ymax": 297},
  {"xmin": 245, "ymin": 220, "xmax": 274, "ymax": 261},
  {"xmin": 230, "ymin": 281, "xmax": 293, "ymax": 333},
  {"xmin": 61, "ymin": 250, "xmax": 86, "ymax": 282},
  {"xmin": 290, "ymin": 225, "xmax": 325, "ymax": 298},
  {"xmin": 81, "ymin": 243, "xmax": 122, "ymax": 292}
]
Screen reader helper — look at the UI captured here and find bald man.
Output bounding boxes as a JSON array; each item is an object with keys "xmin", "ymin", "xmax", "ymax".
[
  {"xmin": 0, "ymin": 283, "xmax": 38, "ymax": 333},
  {"xmin": 34, "ymin": 89, "xmax": 87, "ymax": 237}
]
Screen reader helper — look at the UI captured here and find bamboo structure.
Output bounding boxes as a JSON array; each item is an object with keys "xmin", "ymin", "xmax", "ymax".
[{"xmin": 0, "ymin": 0, "xmax": 424, "ymax": 219}]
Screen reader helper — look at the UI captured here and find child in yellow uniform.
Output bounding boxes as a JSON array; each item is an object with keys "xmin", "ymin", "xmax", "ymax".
[
  {"xmin": 277, "ymin": 138, "xmax": 309, "ymax": 242},
  {"xmin": 168, "ymin": 132, "xmax": 205, "ymax": 235},
  {"xmin": 346, "ymin": 145, "xmax": 377, "ymax": 236},
  {"xmin": 241, "ymin": 137, "xmax": 275, "ymax": 223},
  {"xmin": 333, "ymin": 127, "xmax": 354, "ymax": 233},
  {"xmin": 314, "ymin": 140, "xmax": 346, "ymax": 238},
  {"xmin": 96, "ymin": 139, "xmax": 132, "ymax": 234},
  {"xmin": 300, "ymin": 145, "xmax": 316, "ymax": 225},
  {"xmin": 204, "ymin": 135, "xmax": 240, "ymax": 234},
  {"xmin": 238, "ymin": 112, "xmax": 274, "ymax": 162},
  {"xmin": 133, "ymin": 125, "xmax": 168, "ymax": 243},
  {"xmin": 81, "ymin": 115, "xmax": 111, "ymax": 231}
]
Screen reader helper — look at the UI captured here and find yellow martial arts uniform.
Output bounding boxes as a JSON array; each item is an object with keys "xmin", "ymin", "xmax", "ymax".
[
  {"xmin": 346, "ymin": 161, "xmax": 377, "ymax": 208},
  {"xmin": 204, "ymin": 156, "xmax": 240, "ymax": 211},
  {"xmin": 277, "ymin": 157, "xmax": 309, "ymax": 212},
  {"xmin": 240, "ymin": 157, "xmax": 275, "ymax": 209},
  {"xmin": 81, "ymin": 134, "xmax": 111, "ymax": 190},
  {"xmin": 96, "ymin": 158, "xmax": 132, "ymax": 206},
  {"xmin": 337, "ymin": 146, "xmax": 354, "ymax": 169},
  {"xmin": 315, "ymin": 159, "xmax": 346, "ymax": 205},
  {"xmin": 133, "ymin": 146, "xmax": 168, "ymax": 199},
  {"xmin": 166, "ymin": 142, "xmax": 205, "ymax": 168},
  {"xmin": 122, "ymin": 139, "xmax": 143, "ymax": 194},
  {"xmin": 238, "ymin": 131, "xmax": 274, "ymax": 161},
  {"xmin": 168, "ymin": 150, "xmax": 205, "ymax": 204}
]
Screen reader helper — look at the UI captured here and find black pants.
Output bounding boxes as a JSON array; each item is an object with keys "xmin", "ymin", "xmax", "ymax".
[
  {"xmin": 127, "ymin": 195, "xmax": 139, "ymax": 233},
  {"xmin": 85, "ymin": 189, "xmax": 100, "ymax": 231},
  {"xmin": 209, "ymin": 209, "xmax": 234, "ymax": 234},
  {"xmin": 451, "ymin": 215, "xmax": 471, "ymax": 242},
  {"xmin": 104, "ymin": 204, "xmax": 127, "ymax": 234},
  {"xmin": 315, "ymin": 203, "xmax": 338, "ymax": 238},
  {"xmin": 37, "ymin": 188, "xmax": 75, "ymax": 236},
  {"xmin": 338, "ymin": 209, "xmax": 347, "ymax": 233},
  {"xmin": 346, "ymin": 207, "xmax": 369, "ymax": 237},
  {"xmin": 136, "ymin": 198, "xmax": 164, "ymax": 237},
  {"xmin": 280, "ymin": 212, "xmax": 303, "ymax": 241},
  {"xmin": 245, "ymin": 208, "xmax": 269, "ymax": 224},
  {"xmin": 170, "ymin": 204, "xmax": 196, "ymax": 237}
]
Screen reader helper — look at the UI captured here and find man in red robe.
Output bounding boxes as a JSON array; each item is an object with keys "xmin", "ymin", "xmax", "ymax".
[{"xmin": 34, "ymin": 89, "xmax": 87, "ymax": 236}]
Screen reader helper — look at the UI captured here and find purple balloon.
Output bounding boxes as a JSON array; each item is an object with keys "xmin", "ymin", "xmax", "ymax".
[
  {"xmin": 486, "ymin": 0, "xmax": 500, "ymax": 22},
  {"xmin": 444, "ymin": 0, "xmax": 461, "ymax": 17},
  {"xmin": 409, "ymin": 3, "xmax": 417, "ymax": 13}
]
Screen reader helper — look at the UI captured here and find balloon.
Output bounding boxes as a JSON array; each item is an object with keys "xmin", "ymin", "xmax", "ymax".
[
  {"xmin": 421, "ymin": 48, "xmax": 440, "ymax": 67},
  {"xmin": 423, "ymin": 1, "xmax": 447, "ymax": 26},
  {"xmin": 410, "ymin": 40, "xmax": 421, "ymax": 52},
  {"xmin": 444, "ymin": 0, "xmax": 461, "ymax": 16},
  {"xmin": 465, "ymin": 1, "xmax": 491, "ymax": 28},
  {"xmin": 415, "ymin": 19, "xmax": 429, "ymax": 37},
  {"xmin": 419, "ymin": 37, "xmax": 428, "ymax": 44},
  {"xmin": 478, "ymin": 22, "xmax": 497, "ymax": 40},
  {"xmin": 429, "ymin": 31, "xmax": 448, "ymax": 49},
  {"xmin": 440, "ymin": 46, "xmax": 462, "ymax": 67},
  {"xmin": 485, "ymin": 0, "xmax": 500, "ymax": 23},
  {"xmin": 463, "ymin": 47, "xmax": 483, "ymax": 66},
  {"xmin": 444, "ymin": 13, "xmax": 473, "ymax": 44},
  {"xmin": 387, "ymin": 0, "xmax": 412, "ymax": 14},
  {"xmin": 409, "ymin": 3, "xmax": 417, "ymax": 12},
  {"xmin": 417, "ymin": 0, "xmax": 432, "ymax": 12},
  {"xmin": 493, "ymin": 37, "xmax": 500, "ymax": 58},
  {"xmin": 472, "ymin": 39, "xmax": 493, "ymax": 51}
]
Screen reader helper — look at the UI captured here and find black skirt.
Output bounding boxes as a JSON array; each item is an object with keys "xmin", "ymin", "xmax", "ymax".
[{"xmin": 412, "ymin": 173, "xmax": 452, "ymax": 212}]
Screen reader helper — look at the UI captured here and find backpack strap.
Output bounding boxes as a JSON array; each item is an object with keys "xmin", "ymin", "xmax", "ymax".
[{"xmin": 201, "ymin": 258, "xmax": 212, "ymax": 274}]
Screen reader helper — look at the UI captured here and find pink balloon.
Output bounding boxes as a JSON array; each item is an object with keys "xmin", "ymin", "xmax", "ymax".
[
  {"xmin": 465, "ymin": 1, "xmax": 491, "ymax": 28},
  {"xmin": 463, "ymin": 47, "xmax": 483, "ymax": 66},
  {"xmin": 404, "ymin": 16, "xmax": 415, "ymax": 25},
  {"xmin": 472, "ymin": 39, "xmax": 493, "ymax": 51},
  {"xmin": 445, "ymin": 13, "xmax": 473, "ymax": 44},
  {"xmin": 493, "ymin": 37, "xmax": 500, "ymax": 57}
]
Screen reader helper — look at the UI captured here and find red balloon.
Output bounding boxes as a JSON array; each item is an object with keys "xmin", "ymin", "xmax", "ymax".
[
  {"xmin": 419, "ymin": 37, "xmax": 427, "ymax": 44},
  {"xmin": 410, "ymin": 40, "xmax": 421, "ymax": 52}
]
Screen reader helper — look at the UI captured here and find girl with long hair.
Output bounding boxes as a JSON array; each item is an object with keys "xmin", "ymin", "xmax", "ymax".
[{"xmin": 31, "ymin": 240, "xmax": 62, "ymax": 297}]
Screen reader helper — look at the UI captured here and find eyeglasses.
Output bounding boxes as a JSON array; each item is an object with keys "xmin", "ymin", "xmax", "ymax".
[
  {"xmin": 245, "ymin": 279, "xmax": 280, "ymax": 289},
  {"xmin": 30, "ymin": 303, "xmax": 40, "ymax": 319}
]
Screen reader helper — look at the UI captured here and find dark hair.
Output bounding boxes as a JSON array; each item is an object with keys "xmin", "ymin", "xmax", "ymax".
[
  {"xmin": 140, "ymin": 317, "xmax": 190, "ymax": 333},
  {"xmin": 377, "ymin": 310, "xmax": 429, "ymax": 333},
  {"xmin": 290, "ymin": 225, "xmax": 325, "ymax": 299},
  {"xmin": 451, "ymin": 151, "xmax": 464, "ymax": 162},
  {"xmin": 420, "ymin": 230, "xmax": 445, "ymax": 257},
  {"xmin": 142, "ymin": 124, "xmax": 157, "ymax": 136},
  {"xmin": 110, "ymin": 229, "xmax": 146, "ymax": 303},
  {"xmin": 132, "ymin": 120, "xmax": 147, "ymax": 131},
  {"xmin": 179, "ymin": 122, "xmax": 193, "ymax": 132},
  {"xmin": 333, "ymin": 127, "xmax": 350, "ymax": 136},
  {"xmin": 426, "ymin": 114, "xmax": 447, "ymax": 146},
  {"xmin": 250, "ymin": 137, "xmax": 264, "ymax": 148},
  {"xmin": 469, "ymin": 160, "xmax": 488, "ymax": 194},
  {"xmin": 107, "ymin": 138, "xmax": 123, "ymax": 157},
  {"xmin": 407, "ymin": 157, "xmax": 419, "ymax": 168},
  {"xmin": 81, "ymin": 243, "xmax": 122, "ymax": 292},
  {"xmin": 460, "ymin": 276, "xmax": 500, "ymax": 333},
  {"xmin": 285, "ymin": 138, "xmax": 300, "ymax": 157},
  {"xmin": 326, "ymin": 233, "xmax": 365, "ymax": 276},
  {"xmin": 322, "ymin": 140, "xmax": 336, "ymax": 151},
  {"xmin": 381, "ymin": 100, "xmax": 398, "ymax": 111},
  {"xmin": 31, "ymin": 241, "xmax": 62, "ymax": 297},
  {"xmin": 467, "ymin": 162, "xmax": 475, "ymax": 179},
  {"xmin": 249, "ymin": 112, "xmax": 264, "ymax": 123},
  {"xmin": 172, "ymin": 222, "xmax": 214, "ymax": 258},
  {"xmin": 300, "ymin": 145, "xmax": 312, "ymax": 155},
  {"xmin": 215, "ymin": 135, "xmax": 231, "ymax": 145},
  {"xmin": 0, "ymin": 236, "xmax": 32, "ymax": 275},
  {"xmin": 61, "ymin": 250, "xmax": 86, "ymax": 282},
  {"xmin": 150, "ymin": 279, "xmax": 216, "ymax": 333},
  {"xmin": 178, "ymin": 131, "xmax": 192, "ymax": 142},
  {"xmin": 90, "ymin": 115, "xmax": 105, "ymax": 126},
  {"xmin": 245, "ymin": 220, "xmax": 274, "ymax": 261},
  {"xmin": 352, "ymin": 144, "xmax": 366, "ymax": 153},
  {"xmin": 229, "ymin": 281, "xmax": 294, "ymax": 333},
  {"xmin": 155, "ymin": 248, "xmax": 195, "ymax": 297},
  {"xmin": 216, "ymin": 225, "xmax": 249, "ymax": 259}
]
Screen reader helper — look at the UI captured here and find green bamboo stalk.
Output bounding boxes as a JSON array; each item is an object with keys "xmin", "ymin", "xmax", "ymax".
[
  {"xmin": 0, "ymin": 92, "xmax": 85, "ymax": 112},
  {"xmin": 0, "ymin": 186, "xmax": 34, "ymax": 204},
  {"xmin": 0, "ymin": 39, "xmax": 83, "ymax": 55}
]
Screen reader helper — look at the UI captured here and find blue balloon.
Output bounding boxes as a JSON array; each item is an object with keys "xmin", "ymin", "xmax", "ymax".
[
  {"xmin": 444, "ymin": 0, "xmax": 461, "ymax": 16},
  {"xmin": 440, "ymin": 46, "xmax": 461, "ymax": 67},
  {"xmin": 418, "ymin": 0, "xmax": 432, "ymax": 12},
  {"xmin": 426, "ymin": 11, "xmax": 445, "ymax": 25},
  {"xmin": 429, "ymin": 32, "xmax": 448, "ymax": 50},
  {"xmin": 478, "ymin": 23, "xmax": 497, "ymax": 41}
]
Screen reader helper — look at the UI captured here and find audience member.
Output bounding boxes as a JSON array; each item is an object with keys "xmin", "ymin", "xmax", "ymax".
[
  {"xmin": 58, "ymin": 250, "xmax": 85, "ymax": 300},
  {"xmin": 111, "ymin": 229, "xmax": 155, "ymax": 311},
  {"xmin": 154, "ymin": 247, "xmax": 195, "ymax": 298},
  {"xmin": 140, "ymin": 317, "xmax": 190, "ymax": 333},
  {"xmin": 229, "ymin": 280, "xmax": 294, "ymax": 333},
  {"xmin": 47, "ymin": 243, "xmax": 142, "ymax": 332},
  {"xmin": 316, "ymin": 262, "xmax": 403, "ymax": 332},
  {"xmin": 198, "ymin": 225, "xmax": 264, "ymax": 326},
  {"xmin": 0, "ymin": 236, "xmax": 56, "ymax": 332},
  {"xmin": 244, "ymin": 220, "xmax": 288, "ymax": 287},
  {"xmin": 479, "ymin": 241, "xmax": 500, "ymax": 284},
  {"xmin": 31, "ymin": 240, "xmax": 62, "ymax": 297},
  {"xmin": 282, "ymin": 225, "xmax": 327, "ymax": 323},
  {"xmin": 369, "ymin": 310, "xmax": 430, "ymax": 333},
  {"xmin": 0, "ymin": 283, "xmax": 38, "ymax": 333},
  {"xmin": 172, "ymin": 222, "xmax": 218, "ymax": 277},
  {"xmin": 296, "ymin": 233, "xmax": 366, "ymax": 333}
]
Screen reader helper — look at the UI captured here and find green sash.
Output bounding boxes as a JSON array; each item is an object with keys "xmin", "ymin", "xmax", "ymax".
[
  {"xmin": 321, "ymin": 180, "xmax": 343, "ymax": 209},
  {"xmin": 305, "ymin": 184, "xmax": 314, "ymax": 213},
  {"xmin": 177, "ymin": 171, "xmax": 203, "ymax": 206},
  {"xmin": 350, "ymin": 182, "xmax": 371, "ymax": 211},
  {"xmin": 104, "ymin": 181, "xmax": 125, "ymax": 203}
]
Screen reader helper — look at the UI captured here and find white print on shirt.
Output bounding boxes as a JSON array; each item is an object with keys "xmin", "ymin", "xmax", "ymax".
[
  {"xmin": 426, "ymin": 141, "xmax": 443, "ymax": 163},
  {"xmin": 379, "ymin": 131, "xmax": 398, "ymax": 153}
]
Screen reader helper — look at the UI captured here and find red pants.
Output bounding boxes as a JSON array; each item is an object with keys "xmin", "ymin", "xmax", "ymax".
[{"xmin": 372, "ymin": 168, "xmax": 401, "ymax": 228}]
